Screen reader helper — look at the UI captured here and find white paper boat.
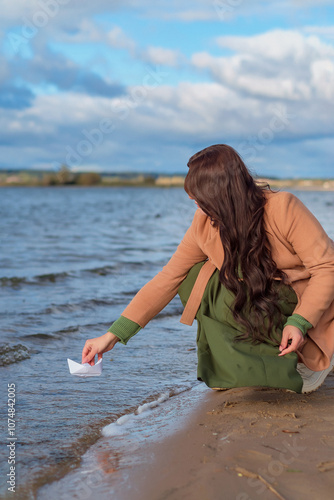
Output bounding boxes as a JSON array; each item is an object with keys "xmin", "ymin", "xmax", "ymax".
[{"xmin": 67, "ymin": 358, "xmax": 103, "ymax": 377}]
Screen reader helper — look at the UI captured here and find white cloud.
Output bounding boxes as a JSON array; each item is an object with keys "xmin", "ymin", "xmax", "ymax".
[
  {"xmin": 11, "ymin": 16, "xmax": 137, "ymax": 53},
  {"xmin": 310, "ymin": 59, "xmax": 334, "ymax": 99},
  {"xmin": 0, "ymin": 73, "xmax": 327, "ymax": 161},
  {"xmin": 192, "ymin": 30, "xmax": 334, "ymax": 101},
  {"xmin": 142, "ymin": 46, "xmax": 184, "ymax": 67},
  {"xmin": 216, "ymin": 29, "xmax": 334, "ymax": 61},
  {"xmin": 159, "ymin": 9, "xmax": 218, "ymax": 21},
  {"xmin": 54, "ymin": 22, "xmax": 181, "ymax": 67},
  {"xmin": 303, "ymin": 25, "xmax": 334, "ymax": 43},
  {"xmin": 106, "ymin": 26, "xmax": 136, "ymax": 52},
  {"xmin": 192, "ymin": 51, "xmax": 310, "ymax": 100}
]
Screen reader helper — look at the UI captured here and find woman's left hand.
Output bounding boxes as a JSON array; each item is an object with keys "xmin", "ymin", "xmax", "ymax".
[{"xmin": 278, "ymin": 325, "xmax": 304, "ymax": 356}]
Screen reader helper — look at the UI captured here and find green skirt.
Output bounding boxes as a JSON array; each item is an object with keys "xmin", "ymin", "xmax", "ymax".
[{"xmin": 178, "ymin": 262, "xmax": 303, "ymax": 393}]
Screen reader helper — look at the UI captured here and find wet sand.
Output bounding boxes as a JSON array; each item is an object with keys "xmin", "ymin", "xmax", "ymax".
[{"xmin": 120, "ymin": 372, "xmax": 334, "ymax": 500}]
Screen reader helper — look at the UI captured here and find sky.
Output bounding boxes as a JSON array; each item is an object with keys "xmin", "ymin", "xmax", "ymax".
[{"xmin": 1, "ymin": 0, "xmax": 334, "ymax": 178}]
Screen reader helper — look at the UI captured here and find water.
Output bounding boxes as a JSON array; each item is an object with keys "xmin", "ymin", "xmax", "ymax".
[{"xmin": 0, "ymin": 186, "xmax": 333, "ymax": 499}]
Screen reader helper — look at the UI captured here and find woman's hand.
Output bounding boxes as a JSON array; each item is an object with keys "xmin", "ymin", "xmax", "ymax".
[
  {"xmin": 82, "ymin": 331, "xmax": 119, "ymax": 365},
  {"xmin": 278, "ymin": 325, "xmax": 304, "ymax": 356}
]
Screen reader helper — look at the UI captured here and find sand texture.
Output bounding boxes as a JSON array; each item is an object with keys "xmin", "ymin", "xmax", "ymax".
[{"xmin": 123, "ymin": 372, "xmax": 334, "ymax": 500}]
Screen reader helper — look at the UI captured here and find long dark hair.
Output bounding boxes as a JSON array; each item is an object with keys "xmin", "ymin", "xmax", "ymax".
[{"xmin": 184, "ymin": 144, "xmax": 286, "ymax": 344}]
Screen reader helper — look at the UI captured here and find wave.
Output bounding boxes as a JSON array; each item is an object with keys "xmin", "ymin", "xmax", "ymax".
[
  {"xmin": 0, "ymin": 276, "xmax": 27, "ymax": 287},
  {"xmin": 0, "ymin": 271, "xmax": 71, "ymax": 288},
  {"xmin": 0, "ymin": 262, "xmax": 149, "ymax": 289},
  {"xmin": 102, "ymin": 384, "xmax": 193, "ymax": 437},
  {"xmin": 22, "ymin": 322, "xmax": 111, "ymax": 342},
  {"xmin": 24, "ymin": 297, "xmax": 125, "ymax": 318},
  {"xmin": 42, "ymin": 297, "xmax": 115, "ymax": 314},
  {"xmin": 22, "ymin": 333, "xmax": 59, "ymax": 341},
  {"xmin": 0, "ymin": 343, "xmax": 30, "ymax": 367},
  {"xmin": 5, "ymin": 296, "xmax": 181, "ymax": 323},
  {"xmin": 0, "ymin": 266, "xmax": 117, "ymax": 288}
]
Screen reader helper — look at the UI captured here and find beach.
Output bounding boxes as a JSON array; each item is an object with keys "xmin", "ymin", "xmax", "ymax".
[
  {"xmin": 37, "ymin": 373, "xmax": 334, "ymax": 500},
  {"xmin": 114, "ymin": 375, "xmax": 334, "ymax": 500}
]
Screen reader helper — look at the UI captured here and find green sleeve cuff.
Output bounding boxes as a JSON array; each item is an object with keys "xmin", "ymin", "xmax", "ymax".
[
  {"xmin": 108, "ymin": 315, "xmax": 142, "ymax": 345},
  {"xmin": 283, "ymin": 313, "xmax": 313, "ymax": 336}
]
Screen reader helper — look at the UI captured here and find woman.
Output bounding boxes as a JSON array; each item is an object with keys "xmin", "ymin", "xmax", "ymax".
[{"xmin": 82, "ymin": 144, "xmax": 334, "ymax": 393}]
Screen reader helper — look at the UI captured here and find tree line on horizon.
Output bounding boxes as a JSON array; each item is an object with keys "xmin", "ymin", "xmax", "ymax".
[
  {"xmin": 0, "ymin": 165, "xmax": 159, "ymax": 187},
  {"xmin": 42, "ymin": 166, "xmax": 102, "ymax": 186}
]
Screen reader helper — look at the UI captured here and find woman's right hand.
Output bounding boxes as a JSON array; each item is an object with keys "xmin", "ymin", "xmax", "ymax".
[{"xmin": 82, "ymin": 331, "xmax": 119, "ymax": 365}]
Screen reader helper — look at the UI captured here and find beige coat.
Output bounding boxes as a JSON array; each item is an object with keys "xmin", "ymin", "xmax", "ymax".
[{"xmin": 122, "ymin": 191, "xmax": 334, "ymax": 371}]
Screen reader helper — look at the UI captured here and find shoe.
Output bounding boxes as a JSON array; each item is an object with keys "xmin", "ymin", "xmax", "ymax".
[{"xmin": 297, "ymin": 355, "xmax": 334, "ymax": 394}]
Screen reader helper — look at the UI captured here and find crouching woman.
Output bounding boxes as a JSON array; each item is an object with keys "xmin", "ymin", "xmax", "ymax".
[{"xmin": 82, "ymin": 144, "xmax": 334, "ymax": 394}]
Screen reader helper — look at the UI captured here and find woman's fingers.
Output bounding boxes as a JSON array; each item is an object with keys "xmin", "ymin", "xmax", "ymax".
[
  {"xmin": 82, "ymin": 341, "xmax": 97, "ymax": 365},
  {"xmin": 278, "ymin": 326, "xmax": 303, "ymax": 356},
  {"xmin": 279, "ymin": 332, "xmax": 288, "ymax": 353},
  {"xmin": 278, "ymin": 338, "xmax": 299, "ymax": 356},
  {"xmin": 81, "ymin": 332, "xmax": 117, "ymax": 364},
  {"xmin": 81, "ymin": 347, "xmax": 90, "ymax": 364}
]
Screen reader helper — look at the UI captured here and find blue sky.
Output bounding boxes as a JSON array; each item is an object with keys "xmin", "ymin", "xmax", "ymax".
[{"xmin": 1, "ymin": 0, "xmax": 334, "ymax": 177}]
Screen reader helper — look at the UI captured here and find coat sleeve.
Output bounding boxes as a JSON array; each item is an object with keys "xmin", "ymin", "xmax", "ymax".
[
  {"xmin": 279, "ymin": 192, "xmax": 334, "ymax": 327},
  {"xmin": 121, "ymin": 210, "xmax": 208, "ymax": 327}
]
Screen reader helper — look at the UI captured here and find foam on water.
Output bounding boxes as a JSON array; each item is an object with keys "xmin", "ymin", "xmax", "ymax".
[
  {"xmin": 0, "ymin": 343, "xmax": 30, "ymax": 366},
  {"xmin": 102, "ymin": 388, "xmax": 188, "ymax": 437}
]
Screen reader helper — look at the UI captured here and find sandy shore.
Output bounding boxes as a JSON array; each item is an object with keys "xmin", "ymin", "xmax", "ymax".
[{"xmin": 118, "ymin": 373, "xmax": 334, "ymax": 500}]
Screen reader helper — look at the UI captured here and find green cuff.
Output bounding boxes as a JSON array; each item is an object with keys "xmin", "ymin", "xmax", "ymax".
[
  {"xmin": 108, "ymin": 315, "xmax": 142, "ymax": 345},
  {"xmin": 283, "ymin": 313, "xmax": 313, "ymax": 336}
]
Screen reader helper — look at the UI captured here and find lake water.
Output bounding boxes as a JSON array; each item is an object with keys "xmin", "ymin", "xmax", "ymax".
[{"xmin": 0, "ymin": 186, "xmax": 333, "ymax": 499}]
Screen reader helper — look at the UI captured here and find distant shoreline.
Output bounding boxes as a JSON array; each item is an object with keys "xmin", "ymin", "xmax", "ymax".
[{"xmin": 1, "ymin": 170, "xmax": 334, "ymax": 190}]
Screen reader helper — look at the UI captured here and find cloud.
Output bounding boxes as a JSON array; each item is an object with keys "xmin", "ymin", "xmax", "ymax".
[
  {"xmin": 1, "ymin": 0, "xmax": 123, "ymax": 24},
  {"xmin": 216, "ymin": 29, "xmax": 334, "ymax": 61},
  {"xmin": 1, "ymin": 0, "xmax": 333, "ymax": 30},
  {"xmin": 7, "ymin": 45, "xmax": 125, "ymax": 98},
  {"xmin": 303, "ymin": 25, "xmax": 334, "ymax": 40},
  {"xmin": 0, "ymin": 82, "xmax": 242, "ymax": 163},
  {"xmin": 31, "ymin": 53, "xmax": 125, "ymax": 97},
  {"xmin": 158, "ymin": 9, "xmax": 218, "ymax": 22},
  {"xmin": 310, "ymin": 59, "xmax": 334, "ymax": 99},
  {"xmin": 192, "ymin": 30, "xmax": 334, "ymax": 100},
  {"xmin": 0, "ymin": 80, "xmax": 303, "ymax": 160},
  {"xmin": 106, "ymin": 26, "xmax": 136, "ymax": 52},
  {"xmin": 141, "ymin": 46, "xmax": 184, "ymax": 67},
  {"xmin": 147, "ymin": 0, "xmax": 334, "ymax": 22},
  {"xmin": 55, "ymin": 20, "xmax": 137, "ymax": 52},
  {"xmin": 0, "ymin": 84, "xmax": 34, "ymax": 109},
  {"xmin": 0, "ymin": 73, "xmax": 333, "ymax": 177},
  {"xmin": 193, "ymin": 52, "xmax": 312, "ymax": 100}
]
